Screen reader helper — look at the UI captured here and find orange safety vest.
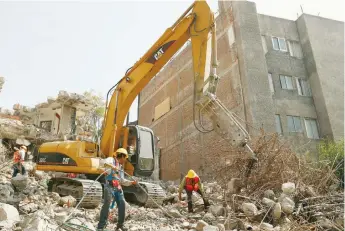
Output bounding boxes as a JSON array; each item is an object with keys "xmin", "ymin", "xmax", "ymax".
[
  {"xmin": 13, "ymin": 151, "xmax": 22, "ymax": 163},
  {"xmin": 185, "ymin": 176, "xmax": 200, "ymax": 192}
]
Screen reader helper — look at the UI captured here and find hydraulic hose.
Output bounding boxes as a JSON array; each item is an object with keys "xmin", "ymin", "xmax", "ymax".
[
  {"xmin": 56, "ymin": 170, "xmax": 108, "ymax": 231},
  {"xmin": 57, "ymin": 168, "xmax": 175, "ymax": 231}
]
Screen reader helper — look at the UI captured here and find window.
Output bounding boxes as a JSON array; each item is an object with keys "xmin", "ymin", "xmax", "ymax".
[
  {"xmin": 287, "ymin": 116, "xmax": 302, "ymax": 132},
  {"xmin": 296, "ymin": 78, "xmax": 312, "ymax": 96},
  {"xmin": 138, "ymin": 129, "xmax": 154, "ymax": 171},
  {"xmin": 267, "ymin": 73, "xmax": 274, "ymax": 93},
  {"xmin": 272, "ymin": 37, "xmax": 287, "ymax": 52},
  {"xmin": 304, "ymin": 118, "xmax": 319, "ymax": 139},
  {"xmin": 275, "ymin": 114, "xmax": 283, "ymax": 134},
  {"xmin": 261, "ymin": 35, "xmax": 268, "ymax": 54},
  {"xmin": 288, "ymin": 41, "xmax": 303, "ymax": 58},
  {"xmin": 280, "ymin": 75, "xmax": 293, "ymax": 90},
  {"xmin": 40, "ymin": 120, "xmax": 52, "ymax": 132}
]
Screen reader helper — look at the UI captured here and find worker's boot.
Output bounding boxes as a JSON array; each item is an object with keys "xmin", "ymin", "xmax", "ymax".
[
  {"xmin": 203, "ymin": 199, "xmax": 210, "ymax": 210},
  {"xmin": 116, "ymin": 224, "xmax": 128, "ymax": 231},
  {"xmin": 188, "ymin": 201, "xmax": 193, "ymax": 213}
]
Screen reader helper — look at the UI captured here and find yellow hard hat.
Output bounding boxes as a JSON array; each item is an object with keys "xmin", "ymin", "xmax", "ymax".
[
  {"xmin": 20, "ymin": 146, "xmax": 27, "ymax": 151},
  {"xmin": 186, "ymin": 169, "xmax": 197, "ymax": 178},
  {"xmin": 115, "ymin": 148, "xmax": 128, "ymax": 158}
]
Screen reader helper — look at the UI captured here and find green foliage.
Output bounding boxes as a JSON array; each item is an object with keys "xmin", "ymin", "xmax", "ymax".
[{"xmin": 318, "ymin": 139, "xmax": 344, "ymax": 188}]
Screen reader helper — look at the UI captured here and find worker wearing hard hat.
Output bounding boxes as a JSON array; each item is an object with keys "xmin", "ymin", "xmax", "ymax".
[
  {"xmin": 12, "ymin": 146, "xmax": 27, "ymax": 177},
  {"xmin": 97, "ymin": 148, "xmax": 137, "ymax": 231},
  {"xmin": 178, "ymin": 169, "xmax": 210, "ymax": 213}
]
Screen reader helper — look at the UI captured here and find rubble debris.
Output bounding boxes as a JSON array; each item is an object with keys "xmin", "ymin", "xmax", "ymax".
[
  {"xmin": 0, "ymin": 203, "xmax": 20, "ymax": 229},
  {"xmin": 58, "ymin": 195, "xmax": 77, "ymax": 207},
  {"xmin": 281, "ymin": 182, "xmax": 295, "ymax": 195},
  {"xmin": 227, "ymin": 178, "xmax": 242, "ymax": 194},
  {"xmin": 11, "ymin": 175, "xmax": 28, "ymax": 191},
  {"xmin": 272, "ymin": 202, "xmax": 282, "ymax": 220},
  {"xmin": 264, "ymin": 189, "xmax": 275, "ymax": 199},
  {"xmin": 196, "ymin": 220, "xmax": 208, "ymax": 231},
  {"xmin": 209, "ymin": 205, "xmax": 225, "ymax": 217},
  {"xmin": 262, "ymin": 197, "xmax": 275, "ymax": 207},
  {"xmin": 0, "ymin": 117, "xmax": 61, "ymax": 142},
  {"xmin": 241, "ymin": 202, "xmax": 258, "ymax": 217},
  {"xmin": 280, "ymin": 197, "xmax": 295, "ymax": 214},
  {"xmin": 168, "ymin": 209, "xmax": 182, "ymax": 218},
  {"xmin": 0, "ymin": 184, "xmax": 14, "ymax": 203},
  {"xmin": 202, "ymin": 225, "xmax": 219, "ymax": 231}
]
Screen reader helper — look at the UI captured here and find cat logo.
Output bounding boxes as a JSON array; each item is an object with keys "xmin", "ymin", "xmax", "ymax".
[
  {"xmin": 62, "ymin": 157, "xmax": 70, "ymax": 165},
  {"xmin": 154, "ymin": 48, "xmax": 164, "ymax": 61},
  {"xmin": 146, "ymin": 40, "xmax": 175, "ymax": 64}
]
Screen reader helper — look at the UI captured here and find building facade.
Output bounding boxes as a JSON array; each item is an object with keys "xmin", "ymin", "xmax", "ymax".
[
  {"xmin": 12, "ymin": 91, "xmax": 94, "ymax": 137},
  {"xmin": 138, "ymin": 1, "xmax": 344, "ymax": 180}
]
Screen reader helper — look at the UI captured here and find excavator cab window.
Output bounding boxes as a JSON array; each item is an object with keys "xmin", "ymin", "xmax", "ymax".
[
  {"xmin": 124, "ymin": 126, "xmax": 155, "ymax": 175},
  {"xmin": 137, "ymin": 127, "xmax": 154, "ymax": 171}
]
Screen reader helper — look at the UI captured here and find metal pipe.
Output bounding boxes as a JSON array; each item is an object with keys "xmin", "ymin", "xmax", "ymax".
[
  {"xmin": 126, "ymin": 111, "xmax": 130, "ymax": 126},
  {"xmin": 109, "ymin": 90, "xmax": 120, "ymax": 155},
  {"xmin": 172, "ymin": 1, "xmax": 195, "ymax": 28},
  {"xmin": 211, "ymin": 15, "xmax": 218, "ymax": 72}
]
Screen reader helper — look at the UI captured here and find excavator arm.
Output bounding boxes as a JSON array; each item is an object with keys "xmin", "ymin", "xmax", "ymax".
[{"xmin": 100, "ymin": 0, "xmax": 252, "ymax": 158}]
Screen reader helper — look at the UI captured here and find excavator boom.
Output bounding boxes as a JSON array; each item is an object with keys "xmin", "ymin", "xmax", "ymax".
[{"xmin": 101, "ymin": 0, "xmax": 218, "ymax": 157}]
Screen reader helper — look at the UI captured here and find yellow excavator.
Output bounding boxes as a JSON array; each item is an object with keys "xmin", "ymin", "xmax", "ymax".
[{"xmin": 35, "ymin": 0, "xmax": 254, "ymax": 208}]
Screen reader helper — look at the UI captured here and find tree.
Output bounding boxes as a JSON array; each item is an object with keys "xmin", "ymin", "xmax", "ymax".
[
  {"xmin": 77, "ymin": 90, "xmax": 105, "ymax": 143},
  {"xmin": 318, "ymin": 139, "xmax": 344, "ymax": 188}
]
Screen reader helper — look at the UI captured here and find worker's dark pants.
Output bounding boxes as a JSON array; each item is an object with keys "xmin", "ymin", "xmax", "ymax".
[
  {"xmin": 185, "ymin": 188, "xmax": 209, "ymax": 211},
  {"xmin": 12, "ymin": 163, "xmax": 26, "ymax": 177},
  {"xmin": 97, "ymin": 184, "xmax": 125, "ymax": 229}
]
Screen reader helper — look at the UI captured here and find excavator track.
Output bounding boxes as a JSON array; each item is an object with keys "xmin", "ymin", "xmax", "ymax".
[
  {"xmin": 124, "ymin": 181, "xmax": 166, "ymax": 207},
  {"xmin": 140, "ymin": 182, "xmax": 166, "ymax": 208},
  {"xmin": 49, "ymin": 177, "xmax": 103, "ymax": 209}
]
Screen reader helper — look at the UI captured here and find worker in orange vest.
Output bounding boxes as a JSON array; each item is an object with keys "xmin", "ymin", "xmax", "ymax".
[
  {"xmin": 12, "ymin": 146, "xmax": 27, "ymax": 177},
  {"xmin": 178, "ymin": 169, "xmax": 210, "ymax": 213}
]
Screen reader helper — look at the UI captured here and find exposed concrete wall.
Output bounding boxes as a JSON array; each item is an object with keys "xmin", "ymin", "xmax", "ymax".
[
  {"xmin": 297, "ymin": 15, "xmax": 344, "ymax": 141},
  {"xmin": 258, "ymin": 14, "xmax": 300, "ymax": 41},
  {"xmin": 232, "ymin": 1, "xmax": 276, "ymax": 134},
  {"xmin": 60, "ymin": 105, "xmax": 74, "ymax": 134}
]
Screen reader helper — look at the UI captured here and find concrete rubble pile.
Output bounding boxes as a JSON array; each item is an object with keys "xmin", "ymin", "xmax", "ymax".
[
  {"xmin": 0, "ymin": 159, "xmax": 228, "ymax": 231},
  {"xmin": 0, "ymin": 157, "xmax": 343, "ymax": 230},
  {"xmin": 0, "ymin": 117, "xmax": 61, "ymax": 142},
  {"xmin": 162, "ymin": 180, "xmax": 344, "ymax": 231}
]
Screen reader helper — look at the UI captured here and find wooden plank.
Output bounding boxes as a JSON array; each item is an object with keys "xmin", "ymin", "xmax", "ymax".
[{"xmin": 154, "ymin": 97, "xmax": 171, "ymax": 121}]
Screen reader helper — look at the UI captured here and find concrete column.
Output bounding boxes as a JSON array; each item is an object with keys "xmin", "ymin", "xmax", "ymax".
[{"xmin": 231, "ymin": 1, "xmax": 276, "ymax": 135}]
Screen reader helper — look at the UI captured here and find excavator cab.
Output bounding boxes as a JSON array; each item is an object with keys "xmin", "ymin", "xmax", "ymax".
[
  {"xmin": 120, "ymin": 125, "xmax": 155, "ymax": 177},
  {"xmin": 118, "ymin": 125, "xmax": 165, "ymax": 206}
]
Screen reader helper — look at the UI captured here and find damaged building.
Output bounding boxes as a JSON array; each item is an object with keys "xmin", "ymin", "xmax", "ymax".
[
  {"xmin": 138, "ymin": 1, "xmax": 344, "ymax": 180},
  {"xmin": 0, "ymin": 90, "xmax": 97, "ymax": 154}
]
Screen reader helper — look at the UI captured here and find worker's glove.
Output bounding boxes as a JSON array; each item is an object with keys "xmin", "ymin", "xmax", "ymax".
[{"xmin": 131, "ymin": 180, "xmax": 138, "ymax": 185}]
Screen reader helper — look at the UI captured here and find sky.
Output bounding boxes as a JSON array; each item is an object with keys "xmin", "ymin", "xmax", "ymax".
[{"xmin": 0, "ymin": 0, "xmax": 344, "ymax": 122}]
